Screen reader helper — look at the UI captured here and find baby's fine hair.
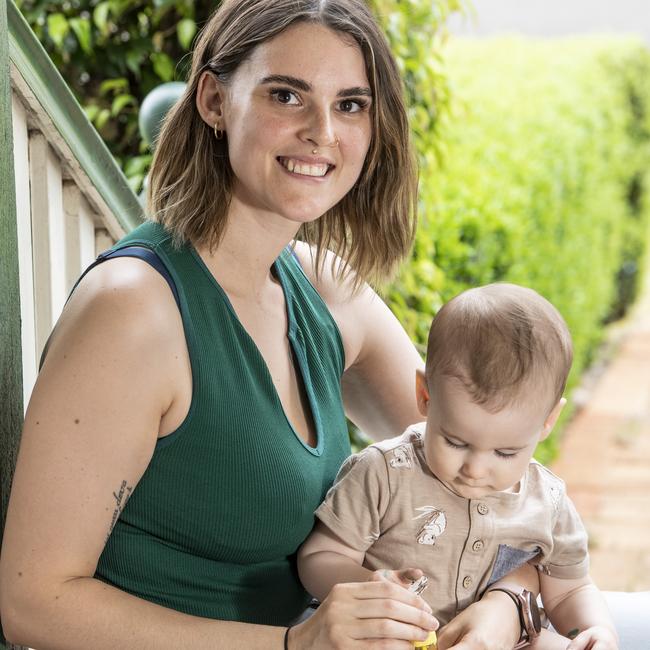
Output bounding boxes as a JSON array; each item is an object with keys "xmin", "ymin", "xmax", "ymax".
[{"xmin": 425, "ymin": 283, "xmax": 573, "ymax": 413}]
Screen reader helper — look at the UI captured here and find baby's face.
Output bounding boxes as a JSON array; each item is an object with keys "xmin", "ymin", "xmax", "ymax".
[{"xmin": 423, "ymin": 377, "xmax": 549, "ymax": 499}]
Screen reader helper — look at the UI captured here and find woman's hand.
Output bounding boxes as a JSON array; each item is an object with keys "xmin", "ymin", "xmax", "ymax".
[
  {"xmin": 436, "ymin": 590, "xmax": 520, "ymax": 650},
  {"xmin": 288, "ymin": 579, "xmax": 438, "ymax": 649},
  {"xmin": 566, "ymin": 625, "xmax": 619, "ymax": 650}
]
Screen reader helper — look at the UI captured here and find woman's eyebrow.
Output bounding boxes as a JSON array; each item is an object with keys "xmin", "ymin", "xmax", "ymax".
[
  {"xmin": 337, "ymin": 86, "xmax": 372, "ymax": 98},
  {"xmin": 259, "ymin": 74, "xmax": 372, "ymax": 98},
  {"xmin": 260, "ymin": 74, "xmax": 311, "ymax": 91}
]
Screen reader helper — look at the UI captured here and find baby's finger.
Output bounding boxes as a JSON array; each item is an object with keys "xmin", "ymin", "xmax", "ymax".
[
  {"xmin": 566, "ymin": 631, "xmax": 594, "ymax": 650},
  {"xmin": 398, "ymin": 567, "xmax": 424, "ymax": 583},
  {"xmin": 368, "ymin": 569, "xmax": 394, "ymax": 583}
]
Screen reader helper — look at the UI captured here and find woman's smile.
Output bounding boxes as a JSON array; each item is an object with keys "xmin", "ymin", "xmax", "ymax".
[{"xmin": 277, "ymin": 155, "xmax": 335, "ymax": 179}]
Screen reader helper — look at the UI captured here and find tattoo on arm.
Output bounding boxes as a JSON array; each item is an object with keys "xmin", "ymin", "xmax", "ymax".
[{"xmin": 105, "ymin": 480, "xmax": 133, "ymax": 543}]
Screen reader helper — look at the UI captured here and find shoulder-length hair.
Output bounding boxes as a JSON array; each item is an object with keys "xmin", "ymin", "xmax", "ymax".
[{"xmin": 148, "ymin": 0, "xmax": 417, "ymax": 287}]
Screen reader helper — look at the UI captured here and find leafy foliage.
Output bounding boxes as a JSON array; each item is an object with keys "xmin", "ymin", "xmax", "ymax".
[
  {"xmin": 17, "ymin": 0, "xmax": 216, "ymax": 192},
  {"xmin": 389, "ymin": 38, "xmax": 650, "ymax": 462},
  {"xmin": 17, "ymin": 0, "xmax": 466, "ymax": 194}
]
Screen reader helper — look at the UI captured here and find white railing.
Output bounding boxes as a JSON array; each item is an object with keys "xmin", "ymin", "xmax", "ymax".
[
  {"xmin": 11, "ymin": 76, "xmax": 121, "ymax": 406},
  {"xmin": 7, "ymin": 0, "xmax": 143, "ymax": 409}
]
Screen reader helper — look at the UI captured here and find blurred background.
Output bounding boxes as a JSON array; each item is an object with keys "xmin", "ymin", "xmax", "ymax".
[{"xmin": 450, "ymin": 0, "xmax": 650, "ymax": 43}]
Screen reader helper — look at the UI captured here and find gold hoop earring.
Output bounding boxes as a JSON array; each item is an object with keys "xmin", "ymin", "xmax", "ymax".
[{"xmin": 214, "ymin": 122, "xmax": 224, "ymax": 140}]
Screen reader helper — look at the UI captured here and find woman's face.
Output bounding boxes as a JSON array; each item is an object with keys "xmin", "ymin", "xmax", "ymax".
[{"xmin": 209, "ymin": 22, "xmax": 373, "ymax": 227}]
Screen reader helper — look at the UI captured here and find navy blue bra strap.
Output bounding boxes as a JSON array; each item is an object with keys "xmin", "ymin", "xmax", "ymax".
[
  {"xmin": 95, "ymin": 246, "xmax": 181, "ymax": 309},
  {"xmin": 40, "ymin": 245, "xmax": 180, "ymax": 370}
]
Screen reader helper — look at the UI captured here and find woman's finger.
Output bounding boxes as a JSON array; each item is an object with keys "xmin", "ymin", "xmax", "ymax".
[
  {"xmin": 348, "ymin": 596, "xmax": 438, "ymax": 631},
  {"xmin": 348, "ymin": 616, "xmax": 436, "ymax": 643},
  {"xmin": 346, "ymin": 577, "xmax": 433, "ymax": 612}
]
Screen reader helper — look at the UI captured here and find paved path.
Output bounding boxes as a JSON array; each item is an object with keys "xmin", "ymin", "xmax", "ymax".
[{"xmin": 551, "ymin": 271, "xmax": 650, "ymax": 592}]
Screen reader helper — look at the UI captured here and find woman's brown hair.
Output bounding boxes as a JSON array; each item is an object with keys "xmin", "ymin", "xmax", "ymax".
[{"xmin": 148, "ymin": 0, "xmax": 417, "ymax": 287}]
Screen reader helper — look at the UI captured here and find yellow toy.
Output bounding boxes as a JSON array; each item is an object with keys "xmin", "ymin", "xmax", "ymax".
[{"xmin": 413, "ymin": 630, "xmax": 437, "ymax": 648}]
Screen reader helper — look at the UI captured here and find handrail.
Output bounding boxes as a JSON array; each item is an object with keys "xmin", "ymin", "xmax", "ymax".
[{"xmin": 7, "ymin": 0, "xmax": 143, "ymax": 232}]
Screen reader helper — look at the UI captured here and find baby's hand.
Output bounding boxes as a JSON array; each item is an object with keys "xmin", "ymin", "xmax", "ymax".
[
  {"xmin": 566, "ymin": 625, "xmax": 618, "ymax": 650},
  {"xmin": 369, "ymin": 567, "xmax": 425, "ymax": 590}
]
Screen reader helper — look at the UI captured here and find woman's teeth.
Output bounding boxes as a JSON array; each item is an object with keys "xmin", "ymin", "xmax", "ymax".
[{"xmin": 280, "ymin": 158, "xmax": 330, "ymax": 177}]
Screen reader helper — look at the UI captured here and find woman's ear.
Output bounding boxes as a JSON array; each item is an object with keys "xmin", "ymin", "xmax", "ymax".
[
  {"xmin": 540, "ymin": 397, "xmax": 566, "ymax": 441},
  {"xmin": 415, "ymin": 369, "xmax": 430, "ymax": 418},
  {"xmin": 195, "ymin": 71, "xmax": 227, "ymax": 130}
]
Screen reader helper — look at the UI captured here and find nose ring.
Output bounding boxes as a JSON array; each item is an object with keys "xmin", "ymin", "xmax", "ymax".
[{"xmin": 312, "ymin": 138, "xmax": 340, "ymax": 155}]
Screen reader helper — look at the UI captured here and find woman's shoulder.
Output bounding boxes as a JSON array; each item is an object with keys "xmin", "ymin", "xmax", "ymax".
[
  {"xmin": 290, "ymin": 241, "xmax": 374, "ymax": 369},
  {"xmin": 44, "ymin": 256, "xmax": 185, "ymax": 376},
  {"xmin": 290, "ymin": 240, "xmax": 361, "ymax": 305}
]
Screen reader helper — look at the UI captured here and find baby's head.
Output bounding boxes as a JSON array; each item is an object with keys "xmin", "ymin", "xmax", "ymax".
[{"xmin": 416, "ymin": 283, "xmax": 573, "ymax": 498}]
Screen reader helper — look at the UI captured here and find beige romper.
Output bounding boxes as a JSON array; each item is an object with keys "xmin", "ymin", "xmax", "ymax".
[{"xmin": 315, "ymin": 424, "xmax": 589, "ymax": 625}]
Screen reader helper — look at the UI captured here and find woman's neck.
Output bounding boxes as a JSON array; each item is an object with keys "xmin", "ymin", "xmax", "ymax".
[{"xmin": 195, "ymin": 200, "xmax": 301, "ymax": 298}]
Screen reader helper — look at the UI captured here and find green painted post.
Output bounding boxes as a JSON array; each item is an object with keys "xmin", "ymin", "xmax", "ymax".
[{"xmin": 0, "ymin": 0, "xmax": 24, "ymax": 647}]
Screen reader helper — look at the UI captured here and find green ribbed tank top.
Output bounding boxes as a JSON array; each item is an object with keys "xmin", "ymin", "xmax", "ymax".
[{"xmin": 95, "ymin": 221, "xmax": 350, "ymax": 625}]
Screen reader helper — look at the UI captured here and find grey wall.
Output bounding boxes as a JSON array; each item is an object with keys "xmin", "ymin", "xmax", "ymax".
[{"xmin": 449, "ymin": 0, "xmax": 650, "ymax": 44}]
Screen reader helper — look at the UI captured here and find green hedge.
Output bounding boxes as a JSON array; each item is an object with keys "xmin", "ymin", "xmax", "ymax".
[
  {"xmin": 17, "ymin": 0, "xmax": 220, "ymax": 192},
  {"xmin": 17, "ymin": 0, "xmax": 465, "ymax": 193},
  {"xmin": 387, "ymin": 38, "xmax": 650, "ymax": 461}
]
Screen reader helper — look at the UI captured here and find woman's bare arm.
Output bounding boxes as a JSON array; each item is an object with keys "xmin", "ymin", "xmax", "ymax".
[{"xmin": 0, "ymin": 259, "xmax": 290, "ymax": 649}]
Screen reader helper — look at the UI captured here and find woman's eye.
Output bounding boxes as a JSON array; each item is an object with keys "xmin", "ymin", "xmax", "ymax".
[
  {"xmin": 271, "ymin": 89, "xmax": 300, "ymax": 105},
  {"xmin": 339, "ymin": 99, "xmax": 368, "ymax": 113},
  {"xmin": 444, "ymin": 438, "xmax": 466, "ymax": 450}
]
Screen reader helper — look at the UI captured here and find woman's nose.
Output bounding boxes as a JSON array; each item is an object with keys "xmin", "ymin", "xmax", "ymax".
[{"xmin": 300, "ymin": 106, "xmax": 338, "ymax": 149}]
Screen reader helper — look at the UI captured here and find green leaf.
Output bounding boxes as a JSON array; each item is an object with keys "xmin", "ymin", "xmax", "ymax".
[
  {"xmin": 93, "ymin": 2, "xmax": 111, "ymax": 36},
  {"xmin": 69, "ymin": 17, "xmax": 93, "ymax": 54},
  {"xmin": 95, "ymin": 108, "xmax": 112, "ymax": 130},
  {"xmin": 127, "ymin": 173, "xmax": 145, "ymax": 194},
  {"xmin": 177, "ymin": 18, "xmax": 197, "ymax": 50},
  {"xmin": 47, "ymin": 13, "xmax": 70, "ymax": 49},
  {"xmin": 99, "ymin": 78, "xmax": 129, "ymax": 96},
  {"xmin": 111, "ymin": 94, "xmax": 137, "ymax": 116},
  {"xmin": 124, "ymin": 154, "xmax": 152, "ymax": 176},
  {"xmin": 125, "ymin": 50, "xmax": 146, "ymax": 77},
  {"xmin": 151, "ymin": 52, "xmax": 176, "ymax": 82},
  {"xmin": 84, "ymin": 104, "xmax": 100, "ymax": 122}
]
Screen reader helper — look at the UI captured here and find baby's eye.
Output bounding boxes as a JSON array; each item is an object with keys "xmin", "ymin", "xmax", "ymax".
[
  {"xmin": 270, "ymin": 88, "xmax": 300, "ymax": 105},
  {"xmin": 444, "ymin": 437, "xmax": 466, "ymax": 450},
  {"xmin": 495, "ymin": 450, "xmax": 518, "ymax": 460},
  {"xmin": 338, "ymin": 98, "xmax": 369, "ymax": 113}
]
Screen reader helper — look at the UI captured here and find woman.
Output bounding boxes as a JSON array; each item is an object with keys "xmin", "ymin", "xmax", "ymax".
[{"xmin": 0, "ymin": 1, "xmax": 538, "ymax": 647}]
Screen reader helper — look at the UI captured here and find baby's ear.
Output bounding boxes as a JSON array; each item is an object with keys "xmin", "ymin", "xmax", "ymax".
[
  {"xmin": 541, "ymin": 398, "xmax": 566, "ymax": 440},
  {"xmin": 415, "ymin": 369, "xmax": 430, "ymax": 417}
]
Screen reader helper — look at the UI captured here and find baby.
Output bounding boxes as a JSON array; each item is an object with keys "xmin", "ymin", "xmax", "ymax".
[{"xmin": 298, "ymin": 283, "xmax": 618, "ymax": 649}]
